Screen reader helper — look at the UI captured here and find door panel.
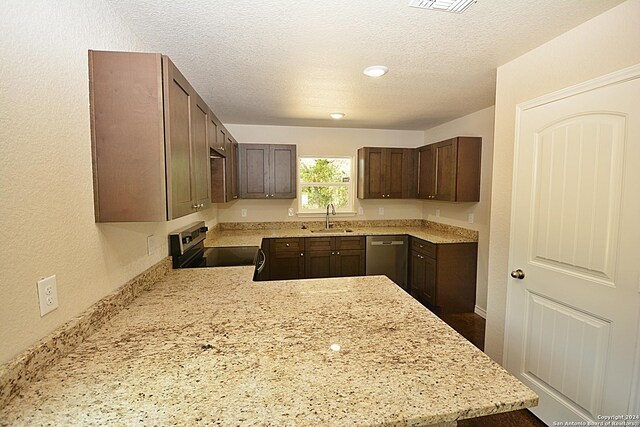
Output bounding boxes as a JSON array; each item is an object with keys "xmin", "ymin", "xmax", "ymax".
[
  {"xmin": 192, "ymin": 99, "xmax": 211, "ymax": 208},
  {"xmin": 165, "ymin": 59, "xmax": 194, "ymax": 219},
  {"xmin": 418, "ymin": 146, "xmax": 435, "ymax": 198},
  {"xmin": 271, "ymin": 145, "xmax": 296, "ymax": 198},
  {"xmin": 506, "ymin": 74, "xmax": 640, "ymax": 424},
  {"xmin": 239, "ymin": 144, "xmax": 269, "ymax": 198},
  {"xmin": 435, "ymin": 139, "xmax": 456, "ymax": 201},
  {"xmin": 523, "ymin": 292, "xmax": 611, "ymax": 419},
  {"xmin": 386, "ymin": 149, "xmax": 405, "ymax": 198},
  {"xmin": 531, "ymin": 115, "xmax": 624, "ymax": 285}
]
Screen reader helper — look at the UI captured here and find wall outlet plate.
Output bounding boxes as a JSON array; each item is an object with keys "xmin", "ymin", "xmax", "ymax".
[
  {"xmin": 435, "ymin": 209, "xmax": 441, "ymax": 217},
  {"xmin": 288, "ymin": 208, "xmax": 294, "ymax": 217},
  {"xmin": 241, "ymin": 209, "xmax": 247, "ymax": 217},
  {"xmin": 378, "ymin": 207, "xmax": 384, "ymax": 216},
  {"xmin": 37, "ymin": 275, "xmax": 58, "ymax": 316},
  {"xmin": 468, "ymin": 213, "xmax": 474, "ymax": 223},
  {"xmin": 358, "ymin": 207, "xmax": 364, "ymax": 215}
]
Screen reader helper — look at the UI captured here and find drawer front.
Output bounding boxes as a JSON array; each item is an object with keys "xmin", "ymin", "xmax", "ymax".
[
  {"xmin": 411, "ymin": 237, "xmax": 436, "ymax": 258},
  {"xmin": 335, "ymin": 236, "xmax": 366, "ymax": 251},
  {"xmin": 271, "ymin": 238, "xmax": 304, "ymax": 253},
  {"xmin": 305, "ymin": 237, "xmax": 333, "ymax": 252}
]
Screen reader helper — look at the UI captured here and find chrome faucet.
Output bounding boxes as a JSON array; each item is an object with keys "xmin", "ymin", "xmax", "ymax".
[{"xmin": 325, "ymin": 203, "xmax": 336, "ymax": 229}]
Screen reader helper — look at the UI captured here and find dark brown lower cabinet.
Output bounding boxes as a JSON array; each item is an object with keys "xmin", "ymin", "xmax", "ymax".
[
  {"xmin": 305, "ymin": 236, "xmax": 365, "ymax": 279},
  {"xmin": 409, "ymin": 237, "xmax": 477, "ymax": 313},
  {"xmin": 266, "ymin": 238, "xmax": 305, "ymax": 280}
]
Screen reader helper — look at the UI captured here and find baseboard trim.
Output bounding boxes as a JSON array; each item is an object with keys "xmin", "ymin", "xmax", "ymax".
[
  {"xmin": 474, "ymin": 305, "xmax": 487, "ymax": 319},
  {"xmin": 0, "ymin": 257, "xmax": 172, "ymax": 408}
]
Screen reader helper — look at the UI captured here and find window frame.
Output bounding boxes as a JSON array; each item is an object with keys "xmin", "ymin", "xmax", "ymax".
[{"xmin": 297, "ymin": 155, "xmax": 355, "ymax": 214}]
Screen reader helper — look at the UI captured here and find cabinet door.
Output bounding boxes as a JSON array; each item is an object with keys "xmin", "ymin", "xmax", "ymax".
[
  {"xmin": 455, "ymin": 137, "xmax": 482, "ymax": 202},
  {"xmin": 385, "ymin": 149, "xmax": 405, "ymax": 198},
  {"xmin": 424, "ymin": 256, "xmax": 437, "ymax": 306},
  {"xmin": 334, "ymin": 250, "xmax": 365, "ymax": 277},
  {"xmin": 410, "ymin": 250, "xmax": 427, "ymax": 299},
  {"xmin": 226, "ymin": 139, "xmax": 239, "ymax": 201},
  {"xmin": 434, "ymin": 139, "xmax": 458, "ymax": 201},
  {"xmin": 192, "ymin": 96, "xmax": 211, "ymax": 210},
  {"xmin": 418, "ymin": 145, "xmax": 436, "ymax": 199},
  {"xmin": 305, "ymin": 251, "xmax": 333, "ymax": 278},
  {"xmin": 89, "ymin": 51, "xmax": 166, "ymax": 222},
  {"xmin": 239, "ymin": 144, "xmax": 270, "ymax": 198},
  {"xmin": 164, "ymin": 56, "xmax": 196, "ymax": 219},
  {"xmin": 357, "ymin": 147, "xmax": 384, "ymax": 198},
  {"xmin": 269, "ymin": 145, "xmax": 296, "ymax": 198},
  {"xmin": 269, "ymin": 251, "xmax": 305, "ymax": 280}
]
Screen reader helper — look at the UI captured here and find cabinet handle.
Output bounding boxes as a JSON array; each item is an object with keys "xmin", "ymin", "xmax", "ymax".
[
  {"xmin": 266, "ymin": 194, "xmax": 269, "ymax": 198},
  {"xmin": 271, "ymin": 194, "xmax": 275, "ymax": 197},
  {"xmin": 331, "ymin": 252, "xmax": 335, "ymax": 255},
  {"xmin": 300, "ymin": 253, "xmax": 304, "ymax": 257},
  {"xmin": 337, "ymin": 251, "xmax": 340, "ymax": 255},
  {"xmin": 387, "ymin": 194, "xmax": 390, "ymax": 197},
  {"xmin": 419, "ymin": 245, "xmax": 424, "ymax": 248},
  {"xmin": 285, "ymin": 243, "xmax": 290, "ymax": 247},
  {"xmin": 192, "ymin": 204, "xmax": 198, "ymax": 209}
]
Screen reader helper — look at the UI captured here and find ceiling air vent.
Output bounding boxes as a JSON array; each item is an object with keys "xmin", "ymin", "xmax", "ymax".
[{"xmin": 408, "ymin": 0, "xmax": 476, "ymax": 13}]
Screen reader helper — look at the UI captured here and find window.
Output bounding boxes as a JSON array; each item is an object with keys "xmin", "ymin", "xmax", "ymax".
[{"xmin": 298, "ymin": 156, "xmax": 354, "ymax": 213}]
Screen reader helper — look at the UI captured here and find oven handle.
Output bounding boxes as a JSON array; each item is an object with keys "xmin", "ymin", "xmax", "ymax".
[{"xmin": 255, "ymin": 249, "xmax": 266, "ymax": 274}]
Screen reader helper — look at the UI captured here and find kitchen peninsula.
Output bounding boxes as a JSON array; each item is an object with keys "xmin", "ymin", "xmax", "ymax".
[{"xmin": 0, "ymin": 263, "xmax": 536, "ymax": 426}]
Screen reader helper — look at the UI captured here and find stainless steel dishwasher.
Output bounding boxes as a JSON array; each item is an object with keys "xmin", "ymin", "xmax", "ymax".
[{"xmin": 365, "ymin": 235, "xmax": 408, "ymax": 290}]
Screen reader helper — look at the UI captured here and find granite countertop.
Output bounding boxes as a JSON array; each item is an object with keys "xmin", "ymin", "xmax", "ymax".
[
  {"xmin": 0, "ymin": 267, "xmax": 536, "ymax": 426},
  {"xmin": 205, "ymin": 226, "xmax": 476, "ymax": 248}
]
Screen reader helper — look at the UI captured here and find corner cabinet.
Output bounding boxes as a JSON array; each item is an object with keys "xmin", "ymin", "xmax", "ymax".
[
  {"xmin": 357, "ymin": 147, "xmax": 417, "ymax": 199},
  {"xmin": 238, "ymin": 144, "xmax": 296, "ymax": 199},
  {"xmin": 417, "ymin": 137, "xmax": 482, "ymax": 202},
  {"xmin": 89, "ymin": 50, "xmax": 212, "ymax": 222},
  {"xmin": 409, "ymin": 237, "xmax": 478, "ymax": 313}
]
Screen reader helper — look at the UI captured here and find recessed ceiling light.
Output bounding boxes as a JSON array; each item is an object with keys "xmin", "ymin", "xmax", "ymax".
[
  {"xmin": 330, "ymin": 112, "xmax": 345, "ymax": 119},
  {"xmin": 363, "ymin": 65, "xmax": 389, "ymax": 77},
  {"xmin": 408, "ymin": 0, "xmax": 476, "ymax": 14}
]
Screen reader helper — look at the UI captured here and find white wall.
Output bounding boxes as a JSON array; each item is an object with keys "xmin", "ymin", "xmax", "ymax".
[
  {"xmin": 222, "ymin": 124, "xmax": 425, "ymax": 222},
  {"xmin": 485, "ymin": 0, "xmax": 640, "ymax": 363},
  {"xmin": 0, "ymin": 0, "xmax": 218, "ymax": 364},
  {"xmin": 422, "ymin": 106, "xmax": 494, "ymax": 314}
]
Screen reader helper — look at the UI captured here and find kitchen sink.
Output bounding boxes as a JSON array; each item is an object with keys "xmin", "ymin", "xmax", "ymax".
[{"xmin": 310, "ymin": 228, "xmax": 354, "ymax": 233}]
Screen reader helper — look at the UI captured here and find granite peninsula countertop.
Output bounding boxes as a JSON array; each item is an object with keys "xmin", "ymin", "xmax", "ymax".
[
  {"xmin": 205, "ymin": 225, "xmax": 477, "ymax": 248},
  {"xmin": 0, "ymin": 267, "xmax": 536, "ymax": 426}
]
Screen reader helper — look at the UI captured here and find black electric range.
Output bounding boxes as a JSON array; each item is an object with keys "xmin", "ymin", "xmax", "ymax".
[{"xmin": 169, "ymin": 222, "xmax": 265, "ymax": 275}]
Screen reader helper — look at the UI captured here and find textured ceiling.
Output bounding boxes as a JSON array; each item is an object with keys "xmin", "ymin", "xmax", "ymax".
[{"xmin": 105, "ymin": 0, "xmax": 624, "ymax": 130}]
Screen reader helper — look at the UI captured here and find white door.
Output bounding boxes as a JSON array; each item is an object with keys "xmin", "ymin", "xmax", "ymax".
[{"xmin": 505, "ymin": 68, "xmax": 640, "ymax": 425}]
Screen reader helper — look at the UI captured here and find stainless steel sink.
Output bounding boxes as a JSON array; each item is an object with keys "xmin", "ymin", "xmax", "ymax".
[{"xmin": 310, "ymin": 228, "xmax": 353, "ymax": 233}]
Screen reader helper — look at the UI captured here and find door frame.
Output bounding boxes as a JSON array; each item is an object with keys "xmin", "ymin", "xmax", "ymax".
[{"xmin": 503, "ymin": 62, "xmax": 640, "ymax": 414}]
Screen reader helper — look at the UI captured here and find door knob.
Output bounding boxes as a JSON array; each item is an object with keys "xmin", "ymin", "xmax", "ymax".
[{"xmin": 511, "ymin": 269, "xmax": 525, "ymax": 279}]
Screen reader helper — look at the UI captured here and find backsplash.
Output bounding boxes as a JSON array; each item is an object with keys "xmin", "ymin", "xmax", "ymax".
[{"xmin": 214, "ymin": 219, "xmax": 478, "ymax": 240}]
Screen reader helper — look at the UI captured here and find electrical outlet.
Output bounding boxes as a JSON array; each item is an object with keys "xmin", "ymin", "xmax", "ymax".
[
  {"xmin": 37, "ymin": 275, "xmax": 58, "ymax": 316},
  {"xmin": 358, "ymin": 207, "xmax": 364, "ymax": 215},
  {"xmin": 378, "ymin": 207, "xmax": 384, "ymax": 216},
  {"xmin": 468, "ymin": 213, "xmax": 474, "ymax": 223},
  {"xmin": 147, "ymin": 235, "xmax": 161, "ymax": 256},
  {"xmin": 288, "ymin": 208, "xmax": 294, "ymax": 217},
  {"xmin": 435, "ymin": 209, "xmax": 440, "ymax": 217},
  {"xmin": 241, "ymin": 209, "xmax": 247, "ymax": 217}
]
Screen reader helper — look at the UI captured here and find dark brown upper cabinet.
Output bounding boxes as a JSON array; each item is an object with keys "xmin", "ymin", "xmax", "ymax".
[
  {"xmin": 357, "ymin": 147, "xmax": 417, "ymax": 199},
  {"xmin": 89, "ymin": 50, "xmax": 214, "ymax": 222},
  {"xmin": 239, "ymin": 144, "xmax": 296, "ymax": 199},
  {"xmin": 209, "ymin": 116, "xmax": 239, "ymax": 204},
  {"xmin": 417, "ymin": 137, "xmax": 481, "ymax": 202}
]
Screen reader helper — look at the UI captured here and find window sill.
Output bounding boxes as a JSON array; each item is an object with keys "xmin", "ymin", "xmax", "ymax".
[{"xmin": 296, "ymin": 211, "xmax": 357, "ymax": 218}]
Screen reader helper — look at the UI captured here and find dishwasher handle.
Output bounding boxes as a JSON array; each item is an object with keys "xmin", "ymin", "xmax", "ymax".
[{"xmin": 370, "ymin": 240, "xmax": 405, "ymax": 246}]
